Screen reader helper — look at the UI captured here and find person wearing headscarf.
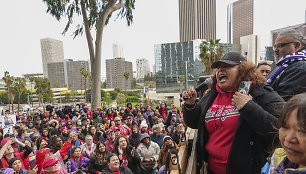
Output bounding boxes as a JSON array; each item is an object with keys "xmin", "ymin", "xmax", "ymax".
[{"xmin": 129, "ymin": 125, "xmax": 141, "ymax": 148}]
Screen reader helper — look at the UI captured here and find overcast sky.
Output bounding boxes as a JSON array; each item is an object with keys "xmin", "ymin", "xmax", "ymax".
[{"xmin": 0, "ymin": 0, "xmax": 305, "ymax": 78}]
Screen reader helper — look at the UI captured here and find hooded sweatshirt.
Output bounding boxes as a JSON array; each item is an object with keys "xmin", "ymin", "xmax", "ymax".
[{"xmin": 205, "ymin": 85, "xmax": 240, "ymax": 174}]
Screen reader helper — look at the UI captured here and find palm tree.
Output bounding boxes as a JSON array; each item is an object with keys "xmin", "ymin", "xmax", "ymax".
[
  {"xmin": 2, "ymin": 71, "xmax": 14, "ymax": 111},
  {"xmin": 199, "ymin": 39, "xmax": 225, "ymax": 74},
  {"xmin": 123, "ymin": 72, "xmax": 130, "ymax": 92},
  {"xmin": 28, "ymin": 75, "xmax": 35, "ymax": 107},
  {"xmin": 80, "ymin": 67, "xmax": 84, "ymax": 102},
  {"xmin": 15, "ymin": 77, "xmax": 26, "ymax": 115},
  {"xmin": 80, "ymin": 67, "xmax": 89, "ymax": 103},
  {"xmin": 179, "ymin": 75, "xmax": 185, "ymax": 93}
]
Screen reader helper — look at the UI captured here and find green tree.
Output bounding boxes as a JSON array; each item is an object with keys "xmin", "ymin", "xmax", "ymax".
[
  {"xmin": 42, "ymin": 0, "xmax": 136, "ymax": 110},
  {"xmin": 0, "ymin": 91, "xmax": 8, "ymax": 104},
  {"xmin": 34, "ymin": 77, "xmax": 53, "ymax": 108},
  {"xmin": 109, "ymin": 91, "xmax": 118, "ymax": 100},
  {"xmin": 53, "ymin": 82, "xmax": 60, "ymax": 88},
  {"xmin": 14, "ymin": 77, "xmax": 27, "ymax": 115},
  {"xmin": 116, "ymin": 93, "xmax": 126, "ymax": 105},
  {"xmin": 123, "ymin": 72, "xmax": 130, "ymax": 92},
  {"xmin": 179, "ymin": 75, "xmax": 185, "ymax": 93},
  {"xmin": 102, "ymin": 81, "xmax": 107, "ymax": 89},
  {"xmin": 2, "ymin": 71, "xmax": 15, "ymax": 111},
  {"xmin": 29, "ymin": 75, "xmax": 35, "ymax": 107},
  {"xmin": 199, "ymin": 39, "xmax": 225, "ymax": 74}
]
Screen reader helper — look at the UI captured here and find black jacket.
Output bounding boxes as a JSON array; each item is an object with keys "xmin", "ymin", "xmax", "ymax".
[
  {"xmin": 183, "ymin": 84, "xmax": 284, "ymax": 174},
  {"xmin": 88, "ymin": 152, "xmax": 111, "ymax": 174},
  {"xmin": 112, "ymin": 146, "xmax": 141, "ymax": 174},
  {"xmin": 267, "ymin": 58, "xmax": 306, "ymax": 101},
  {"xmin": 101, "ymin": 166, "xmax": 133, "ymax": 174}
]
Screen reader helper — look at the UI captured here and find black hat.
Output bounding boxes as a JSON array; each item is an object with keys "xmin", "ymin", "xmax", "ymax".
[
  {"xmin": 8, "ymin": 158, "xmax": 21, "ymax": 168},
  {"xmin": 211, "ymin": 52, "xmax": 246, "ymax": 69}
]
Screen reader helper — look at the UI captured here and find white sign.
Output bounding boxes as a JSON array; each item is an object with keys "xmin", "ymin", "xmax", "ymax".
[{"xmin": 1, "ymin": 114, "xmax": 16, "ymax": 128}]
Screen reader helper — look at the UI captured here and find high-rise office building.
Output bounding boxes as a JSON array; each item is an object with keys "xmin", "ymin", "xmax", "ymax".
[
  {"xmin": 40, "ymin": 38, "xmax": 64, "ymax": 78},
  {"xmin": 240, "ymin": 34, "xmax": 260, "ymax": 65},
  {"xmin": 106, "ymin": 58, "xmax": 133, "ymax": 90},
  {"xmin": 136, "ymin": 58, "xmax": 150, "ymax": 79},
  {"xmin": 155, "ymin": 39, "xmax": 205, "ymax": 93},
  {"xmin": 232, "ymin": 0, "xmax": 254, "ymax": 44},
  {"xmin": 113, "ymin": 43, "xmax": 124, "ymax": 58},
  {"xmin": 47, "ymin": 59, "xmax": 89, "ymax": 90},
  {"xmin": 179, "ymin": 0, "xmax": 216, "ymax": 42}
]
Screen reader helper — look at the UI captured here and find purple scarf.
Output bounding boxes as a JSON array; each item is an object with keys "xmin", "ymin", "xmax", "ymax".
[
  {"xmin": 266, "ymin": 50, "xmax": 306, "ymax": 84},
  {"xmin": 272, "ymin": 157, "xmax": 297, "ymax": 174}
]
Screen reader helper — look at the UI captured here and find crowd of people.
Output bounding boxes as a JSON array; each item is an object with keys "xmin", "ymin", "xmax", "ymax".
[
  {"xmin": 0, "ymin": 101, "xmax": 185, "ymax": 174},
  {"xmin": 0, "ymin": 29, "xmax": 305, "ymax": 174}
]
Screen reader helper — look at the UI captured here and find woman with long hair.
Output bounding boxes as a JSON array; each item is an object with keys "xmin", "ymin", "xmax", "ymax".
[
  {"xmin": 183, "ymin": 52, "xmax": 285, "ymax": 174},
  {"xmin": 112, "ymin": 136, "xmax": 141, "ymax": 174},
  {"xmin": 88, "ymin": 141, "xmax": 110, "ymax": 174},
  {"xmin": 88, "ymin": 125, "xmax": 101, "ymax": 144}
]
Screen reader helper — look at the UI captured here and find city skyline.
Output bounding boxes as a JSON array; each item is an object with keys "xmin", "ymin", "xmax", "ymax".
[{"xmin": 0, "ymin": 0, "xmax": 305, "ymax": 78}]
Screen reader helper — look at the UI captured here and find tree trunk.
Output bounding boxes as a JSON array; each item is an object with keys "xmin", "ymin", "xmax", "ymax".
[
  {"xmin": 10, "ymin": 94, "xmax": 14, "ymax": 113},
  {"xmin": 91, "ymin": 39, "xmax": 102, "ymax": 109},
  {"xmin": 18, "ymin": 93, "xmax": 21, "ymax": 116},
  {"xmin": 31, "ymin": 83, "xmax": 33, "ymax": 107},
  {"xmin": 180, "ymin": 82, "xmax": 183, "ymax": 93},
  {"xmin": 80, "ymin": 73, "xmax": 83, "ymax": 103},
  {"xmin": 7, "ymin": 89, "xmax": 10, "ymax": 111},
  {"xmin": 84, "ymin": 78, "xmax": 87, "ymax": 103}
]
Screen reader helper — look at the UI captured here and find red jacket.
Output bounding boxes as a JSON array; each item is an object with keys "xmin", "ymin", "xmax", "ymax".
[{"xmin": 0, "ymin": 152, "xmax": 27, "ymax": 169}]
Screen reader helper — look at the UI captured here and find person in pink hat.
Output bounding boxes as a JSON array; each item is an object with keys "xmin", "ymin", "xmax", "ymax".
[{"xmin": 41, "ymin": 158, "xmax": 68, "ymax": 174}]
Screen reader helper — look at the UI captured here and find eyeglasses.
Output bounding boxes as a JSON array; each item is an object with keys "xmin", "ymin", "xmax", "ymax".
[
  {"xmin": 273, "ymin": 42, "xmax": 295, "ymax": 49},
  {"xmin": 115, "ymin": 120, "xmax": 121, "ymax": 122}
]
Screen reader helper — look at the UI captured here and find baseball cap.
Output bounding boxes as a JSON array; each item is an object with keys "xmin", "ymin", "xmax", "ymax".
[
  {"xmin": 43, "ymin": 158, "xmax": 59, "ymax": 169},
  {"xmin": 211, "ymin": 52, "xmax": 246, "ymax": 69}
]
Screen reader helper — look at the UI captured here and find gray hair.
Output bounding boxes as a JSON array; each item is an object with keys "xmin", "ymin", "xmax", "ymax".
[
  {"xmin": 278, "ymin": 28, "xmax": 306, "ymax": 51},
  {"xmin": 152, "ymin": 124, "xmax": 162, "ymax": 133},
  {"xmin": 85, "ymin": 135, "xmax": 93, "ymax": 141}
]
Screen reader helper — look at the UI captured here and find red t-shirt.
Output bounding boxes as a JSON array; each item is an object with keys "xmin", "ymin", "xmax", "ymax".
[{"xmin": 205, "ymin": 85, "xmax": 240, "ymax": 174}]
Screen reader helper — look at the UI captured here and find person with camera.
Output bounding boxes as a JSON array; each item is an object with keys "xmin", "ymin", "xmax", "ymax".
[
  {"xmin": 66, "ymin": 146, "xmax": 90, "ymax": 174},
  {"xmin": 182, "ymin": 52, "xmax": 285, "ymax": 174},
  {"xmin": 136, "ymin": 133, "xmax": 160, "ymax": 174},
  {"xmin": 0, "ymin": 137, "xmax": 33, "ymax": 169}
]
